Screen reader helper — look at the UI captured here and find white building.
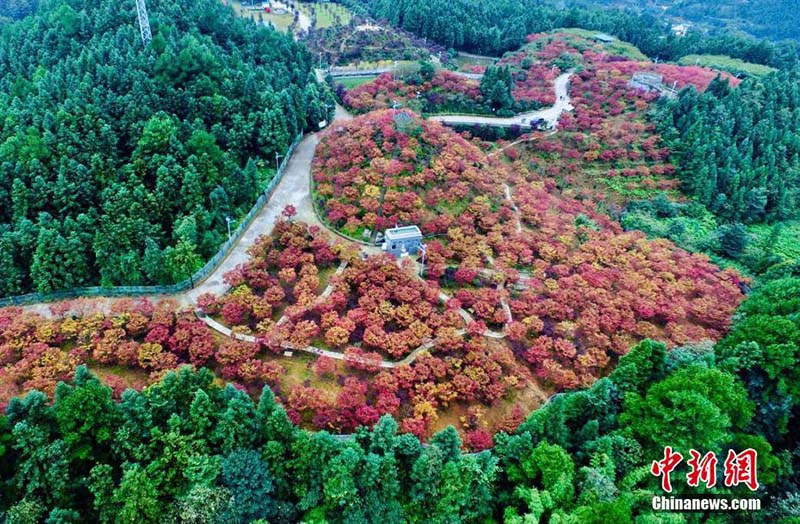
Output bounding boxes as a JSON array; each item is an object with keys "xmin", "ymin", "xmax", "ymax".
[{"xmin": 382, "ymin": 225, "xmax": 422, "ymax": 257}]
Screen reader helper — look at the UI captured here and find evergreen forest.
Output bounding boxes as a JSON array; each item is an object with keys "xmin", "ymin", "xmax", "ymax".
[{"xmin": 0, "ymin": 0, "xmax": 331, "ymax": 295}]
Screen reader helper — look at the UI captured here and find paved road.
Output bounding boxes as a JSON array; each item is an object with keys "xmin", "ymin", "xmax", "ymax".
[
  {"xmin": 186, "ymin": 102, "xmax": 353, "ymax": 305},
  {"xmin": 430, "ymin": 72, "xmax": 573, "ymax": 129},
  {"xmin": 328, "ymin": 67, "xmax": 391, "ymax": 78},
  {"xmin": 328, "ymin": 67, "xmax": 483, "ymax": 81},
  {"xmin": 451, "ymin": 71, "xmax": 484, "ymax": 80},
  {"xmin": 183, "ymin": 133, "xmax": 324, "ymax": 305}
]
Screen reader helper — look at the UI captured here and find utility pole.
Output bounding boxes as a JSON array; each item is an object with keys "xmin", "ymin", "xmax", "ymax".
[
  {"xmin": 275, "ymin": 152, "xmax": 282, "ymax": 172},
  {"xmin": 135, "ymin": 0, "xmax": 152, "ymax": 46},
  {"xmin": 225, "ymin": 216, "xmax": 232, "ymax": 243}
]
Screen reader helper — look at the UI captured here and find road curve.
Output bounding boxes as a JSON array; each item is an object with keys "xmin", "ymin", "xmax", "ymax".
[
  {"xmin": 430, "ymin": 72, "xmax": 573, "ymax": 129},
  {"xmin": 17, "ymin": 71, "xmax": 567, "ymax": 324}
]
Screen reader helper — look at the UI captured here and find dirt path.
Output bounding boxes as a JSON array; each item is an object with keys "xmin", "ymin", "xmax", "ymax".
[{"xmin": 273, "ymin": 0, "xmax": 310, "ymax": 35}]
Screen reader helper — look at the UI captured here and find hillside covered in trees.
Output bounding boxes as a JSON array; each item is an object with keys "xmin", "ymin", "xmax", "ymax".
[
  {"xmin": 657, "ymin": 72, "xmax": 800, "ymax": 223},
  {"xmin": 335, "ymin": 0, "xmax": 799, "ymax": 69},
  {"xmin": 0, "ymin": 272, "xmax": 798, "ymax": 522},
  {"xmin": 0, "ymin": 0, "xmax": 331, "ymax": 296},
  {"xmin": 569, "ymin": 0, "xmax": 800, "ymax": 42},
  {"xmin": 0, "ymin": 0, "xmax": 799, "ymax": 520}
]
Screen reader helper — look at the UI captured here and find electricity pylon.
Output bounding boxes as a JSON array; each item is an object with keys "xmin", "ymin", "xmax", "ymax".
[{"xmin": 135, "ymin": 0, "xmax": 152, "ymax": 46}]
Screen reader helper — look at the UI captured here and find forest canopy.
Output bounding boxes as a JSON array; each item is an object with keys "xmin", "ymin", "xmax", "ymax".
[
  {"xmin": 568, "ymin": 0, "xmax": 800, "ymax": 43},
  {"xmin": 335, "ymin": 0, "xmax": 799, "ymax": 69},
  {"xmin": 0, "ymin": 0, "xmax": 331, "ymax": 296},
  {"xmin": 657, "ymin": 72, "xmax": 800, "ymax": 224}
]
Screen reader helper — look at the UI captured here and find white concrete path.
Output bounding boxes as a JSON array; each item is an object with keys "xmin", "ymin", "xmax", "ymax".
[{"xmin": 430, "ymin": 72, "xmax": 573, "ymax": 129}]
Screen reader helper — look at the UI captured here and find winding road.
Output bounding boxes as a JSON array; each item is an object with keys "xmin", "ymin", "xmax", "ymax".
[
  {"xmin": 430, "ymin": 72, "xmax": 573, "ymax": 129},
  {"xmin": 19, "ymin": 71, "xmax": 574, "ymax": 368},
  {"xmin": 273, "ymin": 0, "xmax": 311, "ymax": 36}
]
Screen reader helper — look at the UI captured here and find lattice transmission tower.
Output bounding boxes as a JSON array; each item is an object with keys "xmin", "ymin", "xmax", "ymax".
[{"xmin": 135, "ymin": 0, "xmax": 152, "ymax": 46}]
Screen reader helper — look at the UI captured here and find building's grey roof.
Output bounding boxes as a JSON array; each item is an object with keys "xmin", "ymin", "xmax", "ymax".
[
  {"xmin": 594, "ymin": 33, "xmax": 616, "ymax": 43},
  {"xmin": 385, "ymin": 225, "xmax": 422, "ymax": 240}
]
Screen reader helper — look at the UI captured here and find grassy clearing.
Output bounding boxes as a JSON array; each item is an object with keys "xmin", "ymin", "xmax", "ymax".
[
  {"xmin": 225, "ymin": 0, "xmax": 294, "ymax": 32},
  {"xmin": 454, "ymin": 53, "xmax": 496, "ymax": 72},
  {"xmin": 749, "ymin": 220, "xmax": 800, "ymax": 260},
  {"xmin": 299, "ymin": 1, "xmax": 352, "ymax": 28},
  {"xmin": 431, "ymin": 374, "xmax": 553, "ymax": 437},
  {"xmin": 336, "ymin": 76, "xmax": 376, "ymax": 89},
  {"xmin": 599, "ymin": 175, "xmax": 681, "ymax": 202},
  {"xmin": 435, "ymin": 196, "xmax": 471, "ymax": 217},
  {"xmin": 678, "ymin": 54, "xmax": 777, "ymax": 78},
  {"xmin": 317, "ymin": 264, "xmax": 338, "ymax": 293},
  {"xmin": 554, "ymin": 28, "xmax": 649, "ymax": 61},
  {"xmin": 89, "ymin": 364, "xmax": 150, "ymax": 389}
]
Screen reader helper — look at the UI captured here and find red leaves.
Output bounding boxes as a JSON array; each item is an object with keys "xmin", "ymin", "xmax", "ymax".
[
  {"xmin": 282, "ymin": 204, "xmax": 297, "ymax": 220},
  {"xmin": 313, "ymin": 355, "xmax": 337, "ymax": 378},
  {"xmin": 313, "ymin": 110, "xmax": 511, "ymax": 245},
  {"xmin": 343, "ymin": 71, "xmax": 483, "ymax": 114},
  {"xmin": 196, "ymin": 293, "xmax": 220, "ymax": 315},
  {"xmin": 215, "ymin": 339, "xmax": 259, "ymax": 367},
  {"xmin": 464, "ymin": 428, "xmax": 494, "ymax": 451},
  {"xmin": 0, "ymin": 31, "xmax": 750, "ymax": 443},
  {"xmin": 220, "ymin": 301, "xmax": 248, "ymax": 326}
]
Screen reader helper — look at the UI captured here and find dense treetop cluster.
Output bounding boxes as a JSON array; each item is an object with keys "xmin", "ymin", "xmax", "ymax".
[
  {"xmin": 0, "ymin": 0, "xmax": 332, "ymax": 296},
  {"xmin": 571, "ymin": 0, "xmax": 800, "ymax": 43},
  {"xmin": 657, "ymin": 71, "xmax": 800, "ymax": 223}
]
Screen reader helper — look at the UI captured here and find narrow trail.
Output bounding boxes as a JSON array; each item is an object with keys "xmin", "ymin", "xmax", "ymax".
[
  {"xmin": 504, "ymin": 184, "xmax": 523, "ymax": 233},
  {"xmin": 273, "ymin": 0, "xmax": 310, "ymax": 38},
  {"xmin": 488, "ymin": 129, "xmax": 558, "ymax": 158},
  {"xmin": 197, "ymin": 258, "xmax": 451, "ymax": 370}
]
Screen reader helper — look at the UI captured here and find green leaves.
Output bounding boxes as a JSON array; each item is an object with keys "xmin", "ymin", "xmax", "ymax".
[
  {"xmin": 112, "ymin": 465, "xmax": 161, "ymax": 524},
  {"xmin": 165, "ymin": 240, "xmax": 202, "ymax": 284},
  {"xmin": 54, "ymin": 366, "xmax": 119, "ymax": 463},
  {"xmin": 659, "ymin": 69, "xmax": 800, "ymax": 223},
  {"xmin": 620, "ymin": 366, "xmax": 753, "ymax": 453},
  {"xmin": 0, "ymin": 0, "xmax": 327, "ymax": 295}
]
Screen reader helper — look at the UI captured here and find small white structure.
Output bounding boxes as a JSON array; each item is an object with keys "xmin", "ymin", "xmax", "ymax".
[
  {"xmin": 382, "ymin": 225, "xmax": 422, "ymax": 257},
  {"xmin": 594, "ymin": 33, "xmax": 616, "ymax": 44},
  {"xmin": 672, "ymin": 23, "xmax": 690, "ymax": 37},
  {"xmin": 630, "ymin": 71, "xmax": 664, "ymax": 92},
  {"xmin": 630, "ymin": 71, "xmax": 678, "ymax": 98}
]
